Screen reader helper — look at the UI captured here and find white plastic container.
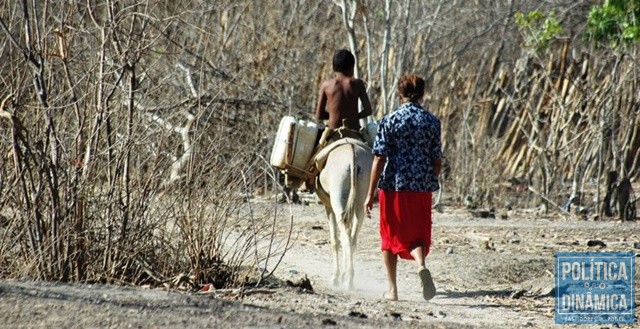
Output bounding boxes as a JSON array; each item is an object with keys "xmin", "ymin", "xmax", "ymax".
[
  {"xmin": 270, "ymin": 116, "xmax": 296, "ymax": 169},
  {"xmin": 364, "ymin": 120, "xmax": 378, "ymax": 146},
  {"xmin": 293, "ymin": 120, "xmax": 320, "ymax": 169},
  {"xmin": 270, "ymin": 116, "xmax": 320, "ymax": 172}
]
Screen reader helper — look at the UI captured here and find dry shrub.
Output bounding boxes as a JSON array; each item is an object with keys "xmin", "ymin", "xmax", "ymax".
[{"xmin": 1, "ymin": 0, "xmax": 639, "ymax": 287}]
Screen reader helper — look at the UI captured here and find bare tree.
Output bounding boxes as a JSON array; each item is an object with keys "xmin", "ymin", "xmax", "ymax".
[{"xmin": 1, "ymin": 0, "xmax": 638, "ymax": 286}]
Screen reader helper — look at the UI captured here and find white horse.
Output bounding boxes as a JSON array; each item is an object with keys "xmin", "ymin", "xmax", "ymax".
[{"xmin": 315, "ymin": 139, "xmax": 372, "ymax": 290}]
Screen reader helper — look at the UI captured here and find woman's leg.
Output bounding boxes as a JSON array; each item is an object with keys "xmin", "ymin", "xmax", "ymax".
[
  {"xmin": 410, "ymin": 245, "xmax": 426, "ymax": 269},
  {"xmin": 382, "ymin": 250, "xmax": 398, "ymax": 300},
  {"xmin": 411, "ymin": 245, "xmax": 436, "ymax": 300}
]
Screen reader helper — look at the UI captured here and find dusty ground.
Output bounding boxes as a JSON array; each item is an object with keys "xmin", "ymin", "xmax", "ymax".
[{"xmin": 1, "ymin": 193, "xmax": 639, "ymax": 329}]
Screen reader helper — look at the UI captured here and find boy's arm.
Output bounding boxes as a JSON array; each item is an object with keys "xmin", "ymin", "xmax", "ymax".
[
  {"xmin": 315, "ymin": 84, "xmax": 329, "ymax": 120},
  {"xmin": 356, "ymin": 80, "xmax": 373, "ymax": 118}
]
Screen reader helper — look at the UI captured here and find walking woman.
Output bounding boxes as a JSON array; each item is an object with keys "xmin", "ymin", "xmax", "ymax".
[{"xmin": 364, "ymin": 75, "xmax": 443, "ymax": 301}]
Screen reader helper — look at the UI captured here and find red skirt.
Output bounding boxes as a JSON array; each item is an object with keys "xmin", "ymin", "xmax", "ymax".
[{"xmin": 379, "ymin": 190, "xmax": 432, "ymax": 260}]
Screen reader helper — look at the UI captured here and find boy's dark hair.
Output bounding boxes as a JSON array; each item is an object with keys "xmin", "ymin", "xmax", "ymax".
[{"xmin": 332, "ymin": 49, "xmax": 355, "ymax": 74}]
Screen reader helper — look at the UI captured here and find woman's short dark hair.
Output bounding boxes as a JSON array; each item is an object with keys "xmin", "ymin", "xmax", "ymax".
[
  {"xmin": 398, "ymin": 75, "xmax": 425, "ymax": 102},
  {"xmin": 332, "ymin": 49, "xmax": 355, "ymax": 74}
]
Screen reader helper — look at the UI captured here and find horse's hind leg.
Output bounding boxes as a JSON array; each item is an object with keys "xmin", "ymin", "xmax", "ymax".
[
  {"xmin": 340, "ymin": 225, "xmax": 355, "ymax": 290},
  {"xmin": 350, "ymin": 205, "xmax": 365, "ymax": 251},
  {"xmin": 325, "ymin": 206, "xmax": 341, "ymax": 286}
]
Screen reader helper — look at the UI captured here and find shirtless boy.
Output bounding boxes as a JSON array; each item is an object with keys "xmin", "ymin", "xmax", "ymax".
[{"xmin": 315, "ymin": 49, "xmax": 373, "ymax": 130}]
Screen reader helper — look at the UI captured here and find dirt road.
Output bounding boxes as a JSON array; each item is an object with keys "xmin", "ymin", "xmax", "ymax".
[{"xmin": 1, "ymin": 197, "xmax": 638, "ymax": 328}]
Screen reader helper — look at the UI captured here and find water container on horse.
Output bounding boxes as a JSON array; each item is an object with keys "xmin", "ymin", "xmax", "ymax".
[
  {"xmin": 363, "ymin": 120, "xmax": 378, "ymax": 147},
  {"xmin": 270, "ymin": 116, "xmax": 321, "ymax": 180}
]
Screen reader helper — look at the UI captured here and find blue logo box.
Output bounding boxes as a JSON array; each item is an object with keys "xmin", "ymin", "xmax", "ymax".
[{"xmin": 555, "ymin": 252, "xmax": 635, "ymax": 324}]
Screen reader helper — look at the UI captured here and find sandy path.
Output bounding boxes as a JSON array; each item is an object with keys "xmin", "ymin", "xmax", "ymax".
[
  {"xmin": 1, "ymin": 196, "xmax": 637, "ymax": 328},
  {"xmin": 270, "ymin": 196, "xmax": 638, "ymax": 328}
]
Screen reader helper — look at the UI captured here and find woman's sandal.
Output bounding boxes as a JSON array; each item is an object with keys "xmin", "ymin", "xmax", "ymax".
[{"xmin": 418, "ymin": 268, "xmax": 436, "ymax": 301}]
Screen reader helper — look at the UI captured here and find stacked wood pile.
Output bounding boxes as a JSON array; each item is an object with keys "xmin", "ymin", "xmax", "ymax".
[{"xmin": 432, "ymin": 40, "xmax": 639, "ymax": 213}]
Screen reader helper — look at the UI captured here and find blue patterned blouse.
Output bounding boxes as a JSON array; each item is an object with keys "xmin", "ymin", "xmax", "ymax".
[{"xmin": 372, "ymin": 102, "xmax": 442, "ymax": 192}]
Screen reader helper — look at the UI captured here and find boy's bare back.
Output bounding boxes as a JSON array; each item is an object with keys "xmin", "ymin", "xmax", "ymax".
[
  {"xmin": 316, "ymin": 49, "xmax": 372, "ymax": 130},
  {"xmin": 316, "ymin": 74, "xmax": 372, "ymax": 130}
]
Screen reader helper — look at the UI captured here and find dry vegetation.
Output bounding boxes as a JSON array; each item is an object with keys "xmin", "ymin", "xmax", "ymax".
[{"xmin": 0, "ymin": 0, "xmax": 638, "ymax": 287}]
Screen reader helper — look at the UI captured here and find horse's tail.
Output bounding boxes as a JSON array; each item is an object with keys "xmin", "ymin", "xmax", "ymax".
[{"xmin": 343, "ymin": 143, "xmax": 357, "ymax": 233}]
